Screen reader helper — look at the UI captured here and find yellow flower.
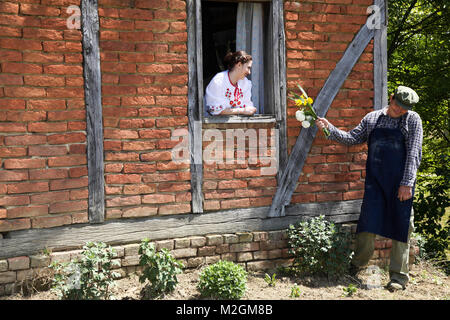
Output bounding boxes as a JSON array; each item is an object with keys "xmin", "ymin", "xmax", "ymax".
[
  {"xmin": 295, "ymin": 99, "xmax": 304, "ymax": 107},
  {"xmin": 306, "ymin": 97, "xmax": 313, "ymax": 105}
]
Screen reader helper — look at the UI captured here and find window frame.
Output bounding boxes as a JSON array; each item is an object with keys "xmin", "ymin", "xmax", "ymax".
[{"xmin": 186, "ymin": 0, "xmax": 288, "ymax": 213}]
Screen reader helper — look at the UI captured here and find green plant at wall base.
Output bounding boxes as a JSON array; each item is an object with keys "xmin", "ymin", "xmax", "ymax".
[
  {"xmin": 290, "ymin": 284, "xmax": 302, "ymax": 298},
  {"xmin": 264, "ymin": 273, "xmax": 277, "ymax": 287},
  {"xmin": 342, "ymin": 284, "xmax": 358, "ymax": 297},
  {"xmin": 138, "ymin": 238, "xmax": 184, "ymax": 296},
  {"xmin": 287, "ymin": 215, "xmax": 353, "ymax": 278},
  {"xmin": 197, "ymin": 260, "xmax": 247, "ymax": 300},
  {"xmin": 50, "ymin": 242, "xmax": 120, "ymax": 300}
]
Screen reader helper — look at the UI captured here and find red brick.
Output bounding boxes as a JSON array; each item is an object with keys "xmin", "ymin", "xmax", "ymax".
[
  {"xmin": 47, "ymin": 110, "xmax": 85, "ymax": 121},
  {"xmin": 135, "ymin": 0, "xmax": 167, "ymax": 9},
  {"xmin": 4, "ymin": 87, "xmax": 46, "ymax": 98},
  {"xmin": 0, "ymin": 74, "xmax": 23, "ymax": 85},
  {"xmin": 3, "ymin": 159, "xmax": 46, "ymax": 169},
  {"xmin": 20, "ymin": 3, "xmax": 60, "ymax": 16},
  {"xmin": 0, "ymin": 38, "xmax": 42, "ymax": 51},
  {"xmin": 0, "ymin": 123, "xmax": 27, "ymax": 133},
  {"xmin": 24, "ymin": 75, "xmax": 65, "ymax": 87},
  {"xmin": 44, "ymin": 64, "xmax": 83, "ymax": 75},
  {"xmin": 221, "ymin": 198, "xmax": 251, "ymax": 210},
  {"xmin": 7, "ymin": 182, "xmax": 49, "ymax": 194},
  {"xmin": 30, "ymin": 191, "xmax": 70, "ymax": 205},
  {"xmin": 27, "ymin": 99, "xmax": 66, "ymax": 110},
  {"xmin": 28, "ymin": 145, "xmax": 68, "ymax": 156},
  {"xmin": 106, "ymin": 174, "xmax": 141, "ymax": 184},
  {"xmin": 106, "ymin": 195, "xmax": 141, "ymax": 207},
  {"xmin": 142, "ymin": 194, "xmax": 175, "ymax": 204},
  {"xmin": 69, "ymin": 166, "xmax": 88, "ymax": 178},
  {"xmin": 0, "ymin": 147, "xmax": 27, "ymax": 157},
  {"xmin": 48, "ymin": 155, "xmax": 87, "ymax": 167},
  {"xmin": 50, "ymin": 200, "xmax": 88, "ymax": 213},
  {"xmin": 0, "ymin": 2, "xmax": 19, "ymax": 14},
  {"xmin": 32, "ymin": 215, "xmax": 72, "ymax": 229},
  {"xmin": 0, "ymin": 99, "xmax": 25, "ymax": 110},
  {"xmin": 29, "ymin": 168, "xmax": 68, "ymax": 180},
  {"xmin": 23, "ymin": 52, "xmax": 63, "ymax": 63},
  {"xmin": 0, "ymin": 170, "xmax": 28, "ymax": 182},
  {"xmin": 23, "ymin": 28, "xmax": 64, "ymax": 40},
  {"xmin": 6, "ymin": 111, "xmax": 47, "ymax": 122},
  {"xmin": 0, "ymin": 218, "xmax": 31, "ymax": 232},
  {"xmin": 50, "ymin": 177, "xmax": 88, "ymax": 190},
  {"xmin": 158, "ymin": 203, "xmax": 190, "ymax": 215},
  {"xmin": 7, "ymin": 205, "xmax": 48, "ymax": 219},
  {"xmin": 47, "ymin": 132, "xmax": 86, "ymax": 144},
  {"xmin": 123, "ymin": 163, "xmax": 156, "ymax": 174}
]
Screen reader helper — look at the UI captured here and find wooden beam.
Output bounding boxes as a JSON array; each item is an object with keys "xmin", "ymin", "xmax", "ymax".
[
  {"xmin": 187, "ymin": 0, "xmax": 204, "ymax": 213},
  {"xmin": 81, "ymin": 0, "xmax": 105, "ymax": 223},
  {"xmin": 268, "ymin": 12, "xmax": 383, "ymax": 217},
  {"xmin": 274, "ymin": 0, "xmax": 288, "ymax": 186},
  {"xmin": 0, "ymin": 200, "xmax": 361, "ymax": 259},
  {"xmin": 374, "ymin": 0, "xmax": 388, "ymax": 110}
]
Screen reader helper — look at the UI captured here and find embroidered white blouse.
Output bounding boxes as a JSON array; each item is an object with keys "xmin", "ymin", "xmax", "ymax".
[{"xmin": 204, "ymin": 70, "xmax": 254, "ymax": 115}]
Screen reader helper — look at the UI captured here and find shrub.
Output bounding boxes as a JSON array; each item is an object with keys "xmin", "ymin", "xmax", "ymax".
[
  {"xmin": 138, "ymin": 238, "xmax": 184, "ymax": 297},
  {"xmin": 287, "ymin": 215, "xmax": 353, "ymax": 278},
  {"xmin": 50, "ymin": 242, "xmax": 120, "ymax": 300},
  {"xmin": 197, "ymin": 260, "xmax": 247, "ymax": 299}
]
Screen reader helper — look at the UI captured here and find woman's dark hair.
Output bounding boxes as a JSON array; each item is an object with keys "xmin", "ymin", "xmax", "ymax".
[{"xmin": 223, "ymin": 51, "xmax": 252, "ymax": 71}]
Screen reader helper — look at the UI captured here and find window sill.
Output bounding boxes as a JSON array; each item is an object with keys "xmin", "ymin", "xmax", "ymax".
[{"xmin": 203, "ymin": 114, "xmax": 276, "ymax": 124}]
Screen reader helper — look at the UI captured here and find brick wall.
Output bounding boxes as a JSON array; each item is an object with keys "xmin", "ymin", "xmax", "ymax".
[
  {"xmin": 0, "ymin": 225, "xmax": 420, "ymax": 296},
  {"xmin": 0, "ymin": 0, "xmax": 376, "ymax": 231},
  {"xmin": 0, "ymin": 0, "xmax": 88, "ymax": 233},
  {"xmin": 98, "ymin": 0, "xmax": 191, "ymax": 220},
  {"xmin": 284, "ymin": 0, "xmax": 373, "ymax": 205},
  {"xmin": 202, "ymin": 122, "xmax": 278, "ymax": 211}
]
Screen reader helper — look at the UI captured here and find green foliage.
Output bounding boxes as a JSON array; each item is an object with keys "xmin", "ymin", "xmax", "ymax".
[
  {"xmin": 290, "ymin": 284, "xmax": 302, "ymax": 298},
  {"xmin": 138, "ymin": 238, "xmax": 184, "ymax": 296},
  {"xmin": 287, "ymin": 215, "xmax": 353, "ymax": 278},
  {"xmin": 50, "ymin": 242, "xmax": 120, "ymax": 300},
  {"xmin": 342, "ymin": 284, "xmax": 357, "ymax": 297},
  {"xmin": 264, "ymin": 273, "xmax": 277, "ymax": 287},
  {"xmin": 388, "ymin": 0, "xmax": 449, "ymax": 260},
  {"xmin": 197, "ymin": 260, "xmax": 247, "ymax": 299}
]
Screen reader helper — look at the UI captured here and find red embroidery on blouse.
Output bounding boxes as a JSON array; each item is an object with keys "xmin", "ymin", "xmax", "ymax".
[{"xmin": 225, "ymin": 73, "xmax": 244, "ymax": 108}]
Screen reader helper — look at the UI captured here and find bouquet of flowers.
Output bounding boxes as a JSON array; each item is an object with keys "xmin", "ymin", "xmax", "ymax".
[{"xmin": 290, "ymin": 84, "xmax": 330, "ymax": 137}]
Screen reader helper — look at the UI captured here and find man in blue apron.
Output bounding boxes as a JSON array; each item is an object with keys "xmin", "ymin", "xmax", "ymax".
[{"xmin": 316, "ymin": 86, "xmax": 423, "ymax": 291}]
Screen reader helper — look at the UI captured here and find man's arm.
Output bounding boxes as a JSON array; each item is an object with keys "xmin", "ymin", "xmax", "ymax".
[
  {"xmin": 398, "ymin": 113, "xmax": 423, "ymax": 201},
  {"xmin": 316, "ymin": 116, "xmax": 368, "ymax": 145}
]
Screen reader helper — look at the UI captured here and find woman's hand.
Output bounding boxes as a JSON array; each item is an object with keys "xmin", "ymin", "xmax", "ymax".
[
  {"xmin": 241, "ymin": 106, "xmax": 257, "ymax": 115},
  {"xmin": 219, "ymin": 106, "xmax": 256, "ymax": 116}
]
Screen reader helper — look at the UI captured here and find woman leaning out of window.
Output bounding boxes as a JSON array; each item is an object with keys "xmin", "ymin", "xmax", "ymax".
[{"xmin": 205, "ymin": 51, "xmax": 257, "ymax": 116}]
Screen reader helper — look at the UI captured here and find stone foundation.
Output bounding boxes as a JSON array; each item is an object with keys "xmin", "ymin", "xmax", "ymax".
[{"xmin": 0, "ymin": 223, "xmax": 418, "ymax": 296}]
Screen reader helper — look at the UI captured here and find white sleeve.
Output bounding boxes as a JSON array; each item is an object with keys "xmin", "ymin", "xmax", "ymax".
[
  {"xmin": 204, "ymin": 74, "xmax": 229, "ymax": 115},
  {"xmin": 241, "ymin": 78, "xmax": 254, "ymax": 108}
]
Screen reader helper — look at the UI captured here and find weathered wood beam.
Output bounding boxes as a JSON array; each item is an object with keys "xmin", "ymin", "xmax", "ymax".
[
  {"xmin": 186, "ymin": 0, "xmax": 204, "ymax": 213},
  {"xmin": 268, "ymin": 7, "xmax": 385, "ymax": 217},
  {"xmin": 81, "ymin": 0, "xmax": 105, "ymax": 223},
  {"xmin": 273, "ymin": 0, "xmax": 288, "ymax": 185},
  {"xmin": 0, "ymin": 200, "xmax": 361, "ymax": 259},
  {"xmin": 374, "ymin": 0, "xmax": 388, "ymax": 110}
]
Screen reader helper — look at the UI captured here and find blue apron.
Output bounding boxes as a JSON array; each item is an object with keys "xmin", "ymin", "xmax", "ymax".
[{"xmin": 356, "ymin": 115, "xmax": 413, "ymax": 243}]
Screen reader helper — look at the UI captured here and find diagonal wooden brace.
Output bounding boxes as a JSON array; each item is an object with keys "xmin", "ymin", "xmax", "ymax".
[{"xmin": 268, "ymin": 2, "xmax": 386, "ymax": 217}]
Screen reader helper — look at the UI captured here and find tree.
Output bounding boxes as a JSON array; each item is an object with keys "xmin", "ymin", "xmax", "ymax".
[{"xmin": 387, "ymin": 0, "xmax": 449, "ymax": 265}]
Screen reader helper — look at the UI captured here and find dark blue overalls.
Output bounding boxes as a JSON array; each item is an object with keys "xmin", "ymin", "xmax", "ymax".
[{"xmin": 356, "ymin": 115, "xmax": 413, "ymax": 243}]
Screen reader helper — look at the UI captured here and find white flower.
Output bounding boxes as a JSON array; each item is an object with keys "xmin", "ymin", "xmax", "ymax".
[
  {"xmin": 295, "ymin": 110, "xmax": 306, "ymax": 122},
  {"xmin": 306, "ymin": 115, "xmax": 314, "ymax": 122},
  {"xmin": 301, "ymin": 121, "xmax": 311, "ymax": 128}
]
